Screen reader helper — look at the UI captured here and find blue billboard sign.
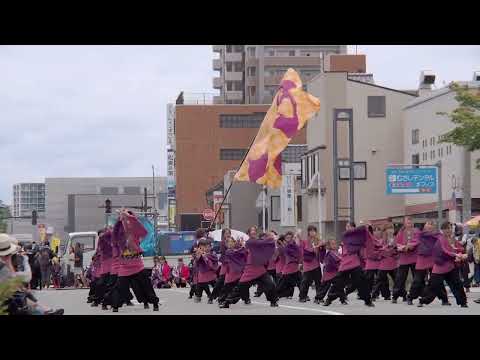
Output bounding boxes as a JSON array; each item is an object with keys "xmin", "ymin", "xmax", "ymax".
[{"xmin": 386, "ymin": 167, "xmax": 437, "ymax": 195}]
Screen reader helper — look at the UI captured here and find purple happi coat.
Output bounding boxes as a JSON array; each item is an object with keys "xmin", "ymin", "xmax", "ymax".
[
  {"xmin": 301, "ymin": 239, "xmax": 320, "ymax": 272},
  {"xmin": 197, "ymin": 252, "xmax": 218, "ymax": 283},
  {"xmin": 364, "ymin": 231, "xmax": 382, "ymax": 271},
  {"xmin": 338, "ymin": 226, "xmax": 369, "ymax": 272},
  {"xmin": 97, "ymin": 229, "xmax": 113, "ymax": 276},
  {"xmin": 224, "ymin": 247, "xmax": 247, "ymax": 284},
  {"xmin": 411, "ymin": 231, "xmax": 439, "ymax": 270},
  {"xmin": 432, "ymin": 234, "xmax": 457, "ymax": 274},
  {"xmin": 282, "ymin": 240, "xmax": 300, "ymax": 275},
  {"xmin": 395, "ymin": 227, "xmax": 420, "ymax": 266},
  {"xmin": 112, "ymin": 213, "xmax": 147, "ymax": 277},
  {"xmin": 240, "ymin": 237, "xmax": 275, "ymax": 283},
  {"xmin": 321, "ymin": 248, "xmax": 340, "ymax": 282},
  {"xmin": 275, "ymin": 246, "xmax": 286, "ymax": 274}
]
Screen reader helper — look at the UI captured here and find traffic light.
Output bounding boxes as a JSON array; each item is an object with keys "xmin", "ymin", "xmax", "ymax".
[
  {"xmin": 105, "ymin": 199, "xmax": 112, "ymax": 214},
  {"xmin": 32, "ymin": 210, "xmax": 37, "ymax": 226}
]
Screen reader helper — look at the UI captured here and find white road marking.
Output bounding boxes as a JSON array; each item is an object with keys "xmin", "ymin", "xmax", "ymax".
[
  {"xmin": 252, "ymin": 301, "xmax": 343, "ymax": 315},
  {"xmin": 161, "ymin": 288, "xmax": 343, "ymax": 315}
]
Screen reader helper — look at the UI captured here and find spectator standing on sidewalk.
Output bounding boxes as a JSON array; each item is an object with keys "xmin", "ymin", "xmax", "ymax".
[
  {"xmin": 73, "ymin": 243, "xmax": 87, "ymax": 288},
  {"xmin": 37, "ymin": 241, "xmax": 53, "ymax": 289}
]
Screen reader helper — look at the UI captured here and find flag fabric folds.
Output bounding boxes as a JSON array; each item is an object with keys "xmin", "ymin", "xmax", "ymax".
[{"xmin": 234, "ymin": 68, "xmax": 320, "ymax": 188}]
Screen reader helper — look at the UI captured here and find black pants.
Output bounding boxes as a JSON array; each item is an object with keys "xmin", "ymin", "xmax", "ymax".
[
  {"xmin": 299, "ymin": 267, "xmax": 322, "ymax": 300},
  {"xmin": 195, "ymin": 281, "xmax": 214, "ymax": 298},
  {"xmin": 344, "ymin": 274, "xmax": 356, "ymax": 296},
  {"xmin": 408, "ymin": 268, "xmax": 448, "ymax": 301},
  {"xmin": 102, "ymin": 274, "xmax": 127, "ymax": 306},
  {"xmin": 372, "ymin": 269, "xmax": 396, "ymax": 299},
  {"xmin": 327, "ymin": 267, "xmax": 371, "ymax": 304},
  {"xmin": 222, "ymin": 280, "xmax": 240, "ymax": 304},
  {"xmin": 256, "ymin": 270, "xmax": 276, "ymax": 297},
  {"xmin": 277, "ymin": 271, "xmax": 300, "ymax": 298},
  {"xmin": 458, "ymin": 264, "xmax": 471, "ymax": 289},
  {"xmin": 239, "ymin": 273, "xmax": 277, "ymax": 303},
  {"xmin": 317, "ymin": 279, "xmax": 333, "ymax": 301},
  {"xmin": 365, "ymin": 269, "xmax": 378, "ymax": 297},
  {"xmin": 112, "ymin": 270, "xmax": 159, "ymax": 309},
  {"xmin": 88, "ymin": 279, "xmax": 98, "ymax": 302},
  {"xmin": 420, "ymin": 269, "xmax": 467, "ymax": 306},
  {"xmin": 210, "ymin": 275, "xmax": 225, "ymax": 300},
  {"xmin": 392, "ymin": 263, "xmax": 416, "ymax": 300},
  {"xmin": 189, "ymin": 284, "xmax": 197, "ymax": 298}
]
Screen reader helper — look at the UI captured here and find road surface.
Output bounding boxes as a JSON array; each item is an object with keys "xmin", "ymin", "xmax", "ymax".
[{"xmin": 34, "ymin": 286, "xmax": 480, "ymax": 315}]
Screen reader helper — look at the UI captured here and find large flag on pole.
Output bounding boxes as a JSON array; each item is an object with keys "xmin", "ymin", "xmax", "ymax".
[{"xmin": 234, "ymin": 68, "xmax": 320, "ymax": 188}]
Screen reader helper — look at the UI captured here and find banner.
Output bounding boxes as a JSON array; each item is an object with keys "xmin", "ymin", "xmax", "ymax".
[{"xmin": 280, "ymin": 175, "xmax": 296, "ymax": 227}]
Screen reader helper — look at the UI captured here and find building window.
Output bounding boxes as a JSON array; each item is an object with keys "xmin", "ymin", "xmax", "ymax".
[
  {"xmin": 248, "ymin": 47, "xmax": 255, "ymax": 57},
  {"xmin": 220, "ymin": 149, "xmax": 248, "ymax": 160},
  {"xmin": 124, "ymin": 186, "xmax": 141, "ymax": 195},
  {"xmin": 234, "ymin": 45, "xmax": 244, "ymax": 53},
  {"xmin": 367, "ymin": 96, "xmax": 386, "ymax": 118},
  {"xmin": 233, "ymin": 81, "xmax": 243, "ymax": 91},
  {"xmin": 289, "ymin": 50, "xmax": 295, "ymax": 56},
  {"xmin": 301, "ymin": 158, "xmax": 307, "ymax": 188},
  {"xmin": 412, "ymin": 129, "xmax": 420, "ymax": 145},
  {"xmin": 271, "ymin": 196, "xmax": 280, "ymax": 221},
  {"xmin": 297, "ymin": 195, "xmax": 302, "ymax": 222},
  {"xmin": 412, "ymin": 153, "xmax": 420, "ymax": 167},
  {"xmin": 430, "ymin": 150, "xmax": 435, "ymax": 160},
  {"xmin": 247, "ymin": 67, "xmax": 256, "ymax": 77},
  {"xmin": 226, "ymin": 81, "xmax": 233, "ymax": 91},
  {"xmin": 268, "ymin": 50, "xmax": 274, "ymax": 56},
  {"xmin": 226, "ymin": 45, "xmax": 232, "ymax": 53},
  {"xmin": 248, "ymin": 86, "xmax": 256, "ymax": 97},
  {"xmin": 100, "ymin": 187, "xmax": 119, "ymax": 195},
  {"xmin": 339, "ymin": 162, "xmax": 367, "ymax": 180},
  {"xmin": 226, "ymin": 62, "xmax": 233, "ymax": 72},
  {"xmin": 219, "ymin": 113, "xmax": 265, "ymax": 128},
  {"xmin": 234, "ymin": 62, "xmax": 243, "ymax": 72},
  {"xmin": 158, "ymin": 193, "xmax": 167, "ymax": 210}
]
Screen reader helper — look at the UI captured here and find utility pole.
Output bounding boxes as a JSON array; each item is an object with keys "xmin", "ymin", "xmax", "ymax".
[
  {"xmin": 437, "ymin": 161, "xmax": 443, "ymax": 229},
  {"xmin": 462, "ymin": 149, "xmax": 471, "ymax": 222}
]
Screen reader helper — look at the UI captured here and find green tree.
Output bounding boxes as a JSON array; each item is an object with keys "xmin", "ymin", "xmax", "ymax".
[
  {"xmin": 0, "ymin": 203, "xmax": 10, "ymax": 233},
  {"xmin": 0, "ymin": 277, "xmax": 23, "ymax": 315},
  {"xmin": 439, "ymin": 82, "xmax": 480, "ymax": 169}
]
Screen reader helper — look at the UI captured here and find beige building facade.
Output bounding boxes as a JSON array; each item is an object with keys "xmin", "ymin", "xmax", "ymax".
[
  {"xmin": 303, "ymin": 72, "xmax": 416, "ymax": 239},
  {"xmin": 402, "ymin": 80, "xmax": 480, "ymax": 223}
]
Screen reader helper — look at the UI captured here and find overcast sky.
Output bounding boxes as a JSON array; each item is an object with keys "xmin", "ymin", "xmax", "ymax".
[{"xmin": 1, "ymin": 45, "xmax": 478, "ymax": 203}]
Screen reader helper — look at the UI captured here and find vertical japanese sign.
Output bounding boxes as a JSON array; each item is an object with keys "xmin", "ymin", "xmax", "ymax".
[
  {"xmin": 213, "ymin": 191, "xmax": 224, "ymax": 225},
  {"xmin": 386, "ymin": 168, "xmax": 437, "ymax": 195},
  {"xmin": 281, "ymin": 175, "xmax": 296, "ymax": 226}
]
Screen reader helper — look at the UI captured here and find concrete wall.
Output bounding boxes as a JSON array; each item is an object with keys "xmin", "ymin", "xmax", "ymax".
[
  {"xmin": 305, "ymin": 72, "xmax": 416, "ymax": 238},
  {"xmin": 46, "ymin": 177, "xmax": 167, "ymax": 239}
]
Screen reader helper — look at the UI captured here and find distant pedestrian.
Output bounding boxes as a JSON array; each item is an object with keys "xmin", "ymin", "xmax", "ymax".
[
  {"xmin": 173, "ymin": 258, "xmax": 190, "ymax": 288},
  {"xmin": 73, "ymin": 243, "xmax": 87, "ymax": 288},
  {"xmin": 37, "ymin": 242, "xmax": 53, "ymax": 289},
  {"xmin": 51, "ymin": 257, "xmax": 62, "ymax": 288}
]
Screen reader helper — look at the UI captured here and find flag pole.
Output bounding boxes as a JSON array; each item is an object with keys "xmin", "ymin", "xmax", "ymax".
[
  {"xmin": 208, "ymin": 133, "xmax": 258, "ymax": 231},
  {"xmin": 262, "ymin": 185, "xmax": 266, "ymax": 233}
]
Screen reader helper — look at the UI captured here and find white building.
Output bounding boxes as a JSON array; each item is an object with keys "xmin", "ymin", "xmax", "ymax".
[
  {"xmin": 12, "ymin": 183, "xmax": 45, "ymax": 217},
  {"xmin": 402, "ymin": 72, "xmax": 480, "ymax": 223}
]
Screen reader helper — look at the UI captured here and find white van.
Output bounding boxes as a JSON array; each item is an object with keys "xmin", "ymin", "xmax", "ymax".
[{"xmin": 59, "ymin": 232, "xmax": 97, "ymax": 278}]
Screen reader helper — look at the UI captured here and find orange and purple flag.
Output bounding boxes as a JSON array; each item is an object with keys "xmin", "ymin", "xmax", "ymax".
[{"xmin": 234, "ymin": 68, "xmax": 320, "ymax": 188}]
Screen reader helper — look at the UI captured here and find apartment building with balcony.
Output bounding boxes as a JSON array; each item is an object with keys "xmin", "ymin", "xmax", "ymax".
[
  {"xmin": 212, "ymin": 45, "xmax": 348, "ymax": 104},
  {"xmin": 13, "ymin": 183, "xmax": 45, "ymax": 217}
]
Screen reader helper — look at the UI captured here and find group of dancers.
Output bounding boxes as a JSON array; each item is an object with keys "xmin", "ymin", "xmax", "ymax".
[
  {"xmin": 188, "ymin": 216, "xmax": 473, "ymax": 309},
  {"xmin": 85, "ymin": 209, "xmax": 160, "ymax": 313}
]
